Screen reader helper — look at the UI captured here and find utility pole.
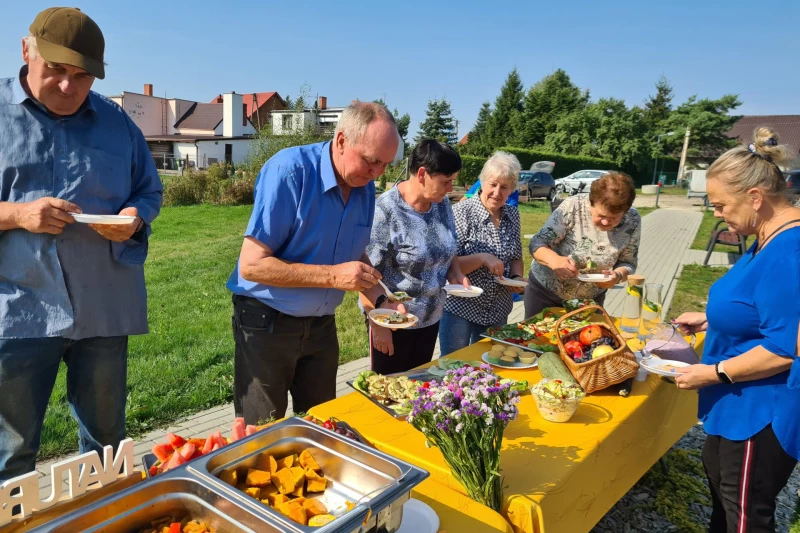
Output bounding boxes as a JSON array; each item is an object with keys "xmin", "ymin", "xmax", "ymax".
[{"xmin": 676, "ymin": 128, "xmax": 691, "ymax": 184}]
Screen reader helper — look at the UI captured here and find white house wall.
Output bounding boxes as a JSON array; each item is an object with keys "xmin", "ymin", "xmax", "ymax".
[
  {"xmin": 195, "ymin": 140, "xmax": 252, "ymax": 169},
  {"xmin": 115, "ymin": 92, "xmax": 163, "ymax": 136},
  {"xmin": 174, "ymin": 142, "xmax": 198, "ymax": 167}
]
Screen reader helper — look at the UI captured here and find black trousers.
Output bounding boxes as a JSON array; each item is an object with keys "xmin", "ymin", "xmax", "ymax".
[
  {"xmin": 523, "ymin": 274, "xmax": 606, "ymax": 319},
  {"xmin": 366, "ymin": 318, "xmax": 440, "ymax": 375},
  {"xmin": 702, "ymin": 424, "xmax": 797, "ymax": 533},
  {"xmin": 232, "ymin": 295, "xmax": 339, "ymax": 423}
]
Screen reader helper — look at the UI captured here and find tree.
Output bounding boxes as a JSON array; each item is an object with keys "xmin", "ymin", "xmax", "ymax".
[
  {"xmin": 644, "ymin": 76, "xmax": 674, "ymax": 127},
  {"xmin": 373, "ymin": 98, "xmax": 411, "ymax": 152},
  {"xmin": 461, "ymin": 101, "xmax": 492, "ymax": 155},
  {"xmin": 544, "ymin": 98, "xmax": 650, "ymax": 171},
  {"xmin": 484, "ymin": 69, "xmax": 524, "ymax": 148},
  {"xmin": 660, "ymin": 94, "xmax": 742, "ymax": 157},
  {"xmin": 284, "ymin": 94, "xmax": 293, "ymax": 109},
  {"xmin": 415, "ymin": 98, "xmax": 456, "ymax": 144},
  {"xmin": 513, "ymin": 69, "xmax": 589, "ymax": 147}
]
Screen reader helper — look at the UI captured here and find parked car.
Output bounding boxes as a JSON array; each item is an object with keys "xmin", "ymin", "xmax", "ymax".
[
  {"xmin": 784, "ymin": 170, "xmax": 800, "ymax": 204},
  {"xmin": 553, "ymin": 170, "xmax": 608, "ymax": 194},
  {"xmin": 518, "ymin": 171, "xmax": 556, "ymax": 200}
]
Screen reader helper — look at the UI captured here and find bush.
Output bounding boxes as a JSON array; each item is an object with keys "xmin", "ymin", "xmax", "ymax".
[
  {"xmin": 162, "ymin": 164, "xmax": 255, "ymax": 207},
  {"xmin": 458, "ymin": 155, "xmax": 486, "ymax": 186}
]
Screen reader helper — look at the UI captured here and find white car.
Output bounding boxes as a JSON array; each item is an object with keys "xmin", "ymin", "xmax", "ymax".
[{"xmin": 554, "ymin": 170, "xmax": 608, "ymax": 193}]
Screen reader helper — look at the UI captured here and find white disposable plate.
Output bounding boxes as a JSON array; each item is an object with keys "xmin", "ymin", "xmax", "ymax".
[
  {"xmin": 639, "ymin": 358, "xmax": 691, "ymax": 377},
  {"xmin": 576, "ymin": 273, "xmax": 615, "ymax": 283},
  {"xmin": 368, "ymin": 309, "xmax": 419, "ymax": 330},
  {"xmin": 481, "ymin": 352, "xmax": 538, "ymax": 369},
  {"xmin": 69, "ymin": 213, "xmax": 137, "ymax": 225},
  {"xmin": 397, "ymin": 498, "xmax": 439, "ymax": 533},
  {"xmin": 444, "ymin": 284, "xmax": 484, "ymax": 298},
  {"xmin": 495, "ymin": 276, "xmax": 529, "ymax": 287}
]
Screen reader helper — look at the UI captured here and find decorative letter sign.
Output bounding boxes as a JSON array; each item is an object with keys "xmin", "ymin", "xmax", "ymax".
[{"xmin": 0, "ymin": 438, "xmax": 134, "ymax": 526}]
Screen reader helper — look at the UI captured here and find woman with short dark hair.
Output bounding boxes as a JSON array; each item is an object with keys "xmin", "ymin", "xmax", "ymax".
[
  {"xmin": 360, "ymin": 140, "xmax": 470, "ymax": 373},
  {"xmin": 524, "ymin": 171, "xmax": 641, "ymax": 318}
]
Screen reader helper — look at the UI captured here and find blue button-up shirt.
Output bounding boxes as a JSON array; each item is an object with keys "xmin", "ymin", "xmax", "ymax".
[
  {"xmin": 227, "ymin": 141, "xmax": 375, "ymax": 317},
  {"xmin": 0, "ymin": 72, "xmax": 163, "ymax": 339}
]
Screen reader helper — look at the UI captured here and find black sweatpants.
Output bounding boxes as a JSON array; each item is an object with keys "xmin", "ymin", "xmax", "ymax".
[
  {"xmin": 367, "ymin": 319, "xmax": 440, "ymax": 375},
  {"xmin": 232, "ymin": 295, "xmax": 339, "ymax": 423},
  {"xmin": 702, "ymin": 424, "xmax": 797, "ymax": 533}
]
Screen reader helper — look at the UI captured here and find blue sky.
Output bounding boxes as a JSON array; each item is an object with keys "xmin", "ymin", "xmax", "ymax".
[{"xmin": 2, "ymin": 1, "xmax": 798, "ymax": 140}]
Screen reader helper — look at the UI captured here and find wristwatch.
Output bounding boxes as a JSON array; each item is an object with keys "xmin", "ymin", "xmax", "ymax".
[
  {"xmin": 715, "ymin": 362, "xmax": 733, "ymax": 384},
  {"xmin": 374, "ymin": 294, "xmax": 388, "ymax": 309}
]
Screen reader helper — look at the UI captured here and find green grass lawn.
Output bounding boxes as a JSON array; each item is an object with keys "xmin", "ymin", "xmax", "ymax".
[
  {"xmin": 690, "ymin": 210, "xmax": 751, "ymax": 254},
  {"xmin": 666, "ymin": 264, "xmax": 728, "ymax": 321}
]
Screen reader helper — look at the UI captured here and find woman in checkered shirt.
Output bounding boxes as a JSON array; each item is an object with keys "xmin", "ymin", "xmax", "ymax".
[{"xmin": 439, "ymin": 152, "xmax": 526, "ymax": 356}]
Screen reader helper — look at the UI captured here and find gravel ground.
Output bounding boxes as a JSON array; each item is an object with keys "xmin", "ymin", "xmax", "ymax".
[{"xmin": 591, "ymin": 424, "xmax": 800, "ymax": 532}]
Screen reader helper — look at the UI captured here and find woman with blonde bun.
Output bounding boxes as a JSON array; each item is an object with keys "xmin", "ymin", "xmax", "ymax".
[{"xmin": 673, "ymin": 127, "xmax": 800, "ymax": 533}]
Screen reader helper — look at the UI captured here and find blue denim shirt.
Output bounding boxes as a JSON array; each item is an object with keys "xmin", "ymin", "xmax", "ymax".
[
  {"xmin": 0, "ymin": 73, "xmax": 163, "ymax": 339},
  {"xmin": 227, "ymin": 142, "xmax": 375, "ymax": 317}
]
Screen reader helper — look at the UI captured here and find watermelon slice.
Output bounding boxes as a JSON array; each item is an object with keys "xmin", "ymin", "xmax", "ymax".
[
  {"xmin": 211, "ymin": 442, "xmax": 221, "ymax": 451},
  {"xmin": 178, "ymin": 442, "xmax": 196, "ymax": 461},
  {"xmin": 164, "ymin": 450, "xmax": 187, "ymax": 471},
  {"xmin": 211, "ymin": 430, "xmax": 225, "ymax": 450},
  {"xmin": 166, "ymin": 433, "xmax": 187, "ymax": 449},
  {"xmin": 201, "ymin": 434, "xmax": 214, "ymax": 455},
  {"xmin": 231, "ymin": 418, "xmax": 246, "ymax": 442},
  {"xmin": 245, "ymin": 425, "xmax": 258, "ymax": 436},
  {"xmin": 152, "ymin": 442, "xmax": 174, "ymax": 462}
]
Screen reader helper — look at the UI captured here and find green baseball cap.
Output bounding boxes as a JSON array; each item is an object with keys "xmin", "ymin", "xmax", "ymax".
[{"xmin": 29, "ymin": 7, "xmax": 105, "ymax": 79}]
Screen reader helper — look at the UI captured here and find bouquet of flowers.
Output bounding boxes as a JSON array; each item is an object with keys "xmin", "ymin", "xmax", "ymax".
[{"xmin": 407, "ymin": 364, "xmax": 520, "ymax": 512}]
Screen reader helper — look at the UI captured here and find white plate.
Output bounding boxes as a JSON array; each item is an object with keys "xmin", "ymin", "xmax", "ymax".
[
  {"xmin": 478, "ymin": 335, "xmax": 544, "ymax": 353},
  {"xmin": 368, "ymin": 309, "xmax": 419, "ymax": 330},
  {"xmin": 397, "ymin": 498, "xmax": 439, "ymax": 533},
  {"xmin": 481, "ymin": 352, "xmax": 538, "ymax": 369},
  {"xmin": 495, "ymin": 276, "xmax": 529, "ymax": 288},
  {"xmin": 69, "ymin": 213, "xmax": 137, "ymax": 225},
  {"xmin": 576, "ymin": 273, "xmax": 615, "ymax": 283},
  {"xmin": 444, "ymin": 284, "xmax": 484, "ymax": 298},
  {"xmin": 639, "ymin": 358, "xmax": 691, "ymax": 377}
]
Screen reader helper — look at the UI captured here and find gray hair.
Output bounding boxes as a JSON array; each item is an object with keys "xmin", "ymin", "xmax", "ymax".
[
  {"xmin": 23, "ymin": 34, "xmax": 38, "ymax": 59},
  {"xmin": 479, "ymin": 151, "xmax": 522, "ymax": 188},
  {"xmin": 334, "ymin": 101, "xmax": 397, "ymax": 145}
]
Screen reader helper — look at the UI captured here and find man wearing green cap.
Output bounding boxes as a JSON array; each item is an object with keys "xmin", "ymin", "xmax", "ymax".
[{"xmin": 0, "ymin": 8, "xmax": 162, "ymax": 481}]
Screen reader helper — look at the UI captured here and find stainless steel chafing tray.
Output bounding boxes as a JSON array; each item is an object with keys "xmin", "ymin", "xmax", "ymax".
[
  {"xmin": 26, "ymin": 476, "xmax": 284, "ymax": 532},
  {"xmin": 189, "ymin": 417, "xmax": 429, "ymax": 533}
]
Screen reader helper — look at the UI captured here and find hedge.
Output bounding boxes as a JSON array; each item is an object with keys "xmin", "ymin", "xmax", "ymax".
[{"xmin": 458, "ymin": 155, "xmax": 485, "ymax": 186}]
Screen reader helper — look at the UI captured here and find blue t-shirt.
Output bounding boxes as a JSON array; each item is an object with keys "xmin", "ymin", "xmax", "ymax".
[
  {"xmin": 227, "ymin": 142, "xmax": 375, "ymax": 317},
  {"xmin": 699, "ymin": 226, "xmax": 800, "ymax": 459},
  {"xmin": 365, "ymin": 186, "xmax": 457, "ymax": 328}
]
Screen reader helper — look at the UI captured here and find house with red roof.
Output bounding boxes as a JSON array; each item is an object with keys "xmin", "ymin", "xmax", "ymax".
[{"xmin": 209, "ymin": 92, "xmax": 286, "ymax": 130}]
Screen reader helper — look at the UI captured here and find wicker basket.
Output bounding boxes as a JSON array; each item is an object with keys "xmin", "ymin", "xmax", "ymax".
[{"xmin": 555, "ymin": 305, "xmax": 639, "ymax": 393}]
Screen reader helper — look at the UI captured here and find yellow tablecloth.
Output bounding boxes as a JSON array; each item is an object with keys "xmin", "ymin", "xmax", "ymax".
[{"xmin": 311, "ymin": 336, "xmax": 700, "ymax": 533}]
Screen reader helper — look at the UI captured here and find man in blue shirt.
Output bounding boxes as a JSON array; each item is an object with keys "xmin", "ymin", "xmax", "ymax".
[
  {"xmin": 227, "ymin": 102, "xmax": 400, "ymax": 422},
  {"xmin": 0, "ymin": 8, "xmax": 162, "ymax": 481}
]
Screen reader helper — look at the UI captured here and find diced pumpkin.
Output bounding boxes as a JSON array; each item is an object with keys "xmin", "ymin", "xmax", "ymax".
[
  {"xmin": 272, "ymin": 468, "xmax": 296, "ymax": 494},
  {"xmin": 255, "ymin": 453, "xmax": 278, "ymax": 474},
  {"xmin": 219, "ymin": 469, "xmax": 237, "ymax": 486},
  {"xmin": 291, "ymin": 483, "xmax": 304, "ymax": 498},
  {"xmin": 299, "ymin": 450, "xmax": 321, "ymax": 472},
  {"xmin": 305, "ymin": 470, "xmax": 327, "ymax": 493},
  {"xmin": 303, "ymin": 499, "xmax": 328, "ymax": 518},
  {"xmin": 289, "ymin": 467, "xmax": 305, "ymax": 487},
  {"xmin": 308, "ymin": 514, "xmax": 336, "ymax": 526},
  {"xmin": 292, "ymin": 496, "xmax": 306, "ymax": 505},
  {"xmin": 266, "ymin": 492, "xmax": 290, "ymax": 506},
  {"xmin": 276, "ymin": 500, "xmax": 307, "ymax": 526},
  {"xmin": 243, "ymin": 487, "xmax": 261, "ymax": 499},
  {"xmin": 261, "ymin": 484, "xmax": 278, "ymax": 497},
  {"xmin": 245, "ymin": 468, "xmax": 272, "ymax": 487},
  {"xmin": 278, "ymin": 454, "xmax": 297, "ymax": 469}
]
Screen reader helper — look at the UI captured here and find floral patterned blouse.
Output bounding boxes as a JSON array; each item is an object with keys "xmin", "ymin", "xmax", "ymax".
[{"xmin": 528, "ymin": 195, "xmax": 641, "ymax": 300}]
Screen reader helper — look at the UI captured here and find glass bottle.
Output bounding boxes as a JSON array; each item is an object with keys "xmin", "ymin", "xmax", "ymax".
[
  {"xmin": 620, "ymin": 274, "xmax": 644, "ymax": 337},
  {"xmin": 639, "ymin": 283, "xmax": 664, "ymax": 338}
]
